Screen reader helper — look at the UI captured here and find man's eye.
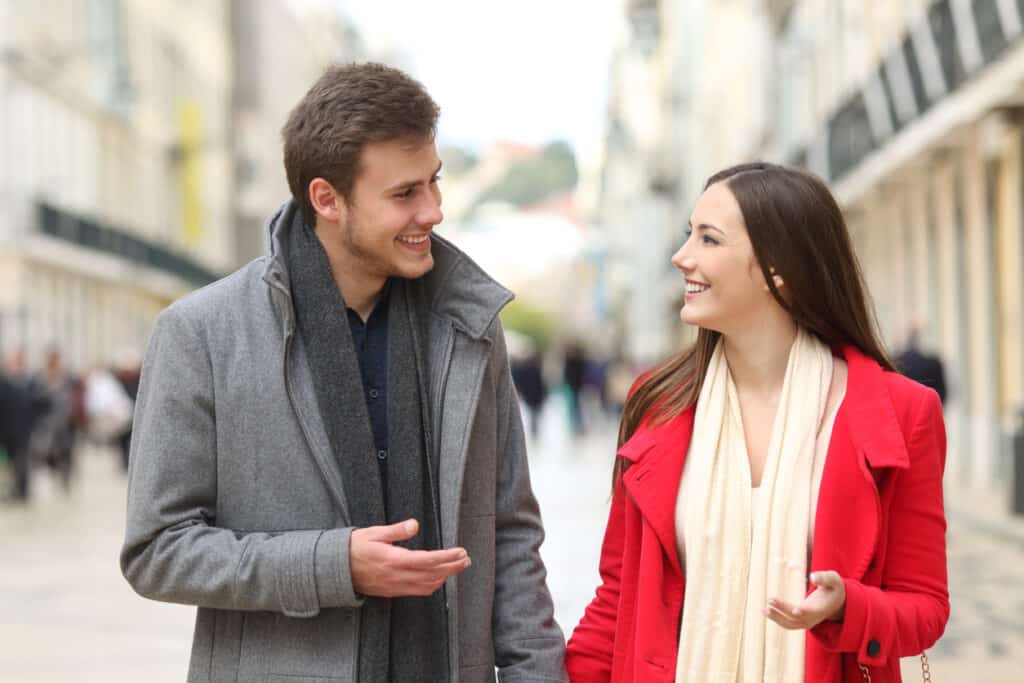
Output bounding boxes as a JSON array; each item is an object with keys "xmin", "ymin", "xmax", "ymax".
[{"xmin": 396, "ymin": 188, "xmax": 415, "ymax": 199}]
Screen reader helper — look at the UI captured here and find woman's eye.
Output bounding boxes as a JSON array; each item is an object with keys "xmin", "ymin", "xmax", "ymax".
[
  {"xmin": 702, "ymin": 235, "xmax": 718, "ymax": 245},
  {"xmin": 396, "ymin": 188, "xmax": 415, "ymax": 199}
]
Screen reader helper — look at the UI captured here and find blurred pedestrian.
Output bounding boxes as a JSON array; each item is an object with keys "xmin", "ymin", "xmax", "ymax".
[
  {"xmin": 0, "ymin": 374, "xmax": 32, "ymax": 503},
  {"xmin": 28, "ymin": 348, "xmax": 79, "ymax": 491},
  {"xmin": 113, "ymin": 349, "xmax": 142, "ymax": 471},
  {"xmin": 120, "ymin": 63, "xmax": 565, "ymax": 682},
  {"xmin": 604, "ymin": 354, "xmax": 634, "ymax": 420},
  {"xmin": 894, "ymin": 325, "xmax": 948, "ymax": 405},
  {"xmin": 567, "ymin": 163, "xmax": 948, "ymax": 682},
  {"xmin": 83, "ymin": 366, "xmax": 133, "ymax": 444},
  {"xmin": 563, "ymin": 340, "xmax": 587, "ymax": 436},
  {"xmin": 1, "ymin": 349, "xmax": 47, "ymax": 503},
  {"xmin": 512, "ymin": 349, "xmax": 548, "ymax": 440}
]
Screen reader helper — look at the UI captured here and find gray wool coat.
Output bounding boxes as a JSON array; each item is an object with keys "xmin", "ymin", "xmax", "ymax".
[{"xmin": 120, "ymin": 202, "xmax": 568, "ymax": 683}]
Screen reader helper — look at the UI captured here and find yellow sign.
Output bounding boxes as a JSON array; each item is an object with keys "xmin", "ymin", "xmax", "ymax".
[{"xmin": 178, "ymin": 100, "xmax": 204, "ymax": 248}]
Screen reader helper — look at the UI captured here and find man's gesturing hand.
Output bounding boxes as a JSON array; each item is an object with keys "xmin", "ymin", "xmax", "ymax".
[{"xmin": 350, "ymin": 519, "xmax": 471, "ymax": 598}]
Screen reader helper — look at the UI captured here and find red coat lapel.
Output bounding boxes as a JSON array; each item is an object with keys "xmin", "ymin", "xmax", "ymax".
[
  {"xmin": 619, "ymin": 407, "xmax": 695, "ymax": 579},
  {"xmin": 810, "ymin": 346, "xmax": 911, "ymax": 579}
]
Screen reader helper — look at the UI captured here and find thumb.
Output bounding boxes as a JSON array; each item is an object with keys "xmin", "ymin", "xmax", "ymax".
[
  {"xmin": 810, "ymin": 570, "xmax": 841, "ymax": 589},
  {"xmin": 368, "ymin": 519, "xmax": 419, "ymax": 544}
]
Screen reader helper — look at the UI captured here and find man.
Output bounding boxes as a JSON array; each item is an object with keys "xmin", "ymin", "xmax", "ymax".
[
  {"xmin": 894, "ymin": 325, "xmax": 948, "ymax": 406},
  {"xmin": 30, "ymin": 347, "xmax": 79, "ymax": 490},
  {"xmin": 1, "ymin": 349, "xmax": 46, "ymax": 503},
  {"xmin": 121, "ymin": 63, "xmax": 567, "ymax": 683}
]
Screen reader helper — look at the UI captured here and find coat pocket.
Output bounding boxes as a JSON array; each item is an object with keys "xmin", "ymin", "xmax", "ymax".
[{"xmin": 261, "ymin": 609, "xmax": 357, "ymax": 681}]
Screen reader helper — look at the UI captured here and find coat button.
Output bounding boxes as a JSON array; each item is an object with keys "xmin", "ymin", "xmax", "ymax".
[
  {"xmin": 866, "ymin": 639, "xmax": 881, "ymax": 657},
  {"xmin": 369, "ymin": 388, "xmax": 380, "ymax": 399},
  {"xmin": 377, "ymin": 449, "xmax": 388, "ymax": 461}
]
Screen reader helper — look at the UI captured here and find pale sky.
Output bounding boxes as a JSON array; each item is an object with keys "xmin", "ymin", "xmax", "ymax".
[{"xmin": 332, "ymin": 1, "xmax": 626, "ymax": 161}]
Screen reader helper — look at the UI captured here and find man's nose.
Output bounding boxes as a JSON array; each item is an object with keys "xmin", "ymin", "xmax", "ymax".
[{"xmin": 417, "ymin": 193, "xmax": 443, "ymax": 227}]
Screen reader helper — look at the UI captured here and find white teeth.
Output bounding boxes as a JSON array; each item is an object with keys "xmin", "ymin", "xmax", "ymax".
[
  {"xmin": 398, "ymin": 234, "xmax": 428, "ymax": 244},
  {"xmin": 686, "ymin": 282, "xmax": 709, "ymax": 294}
]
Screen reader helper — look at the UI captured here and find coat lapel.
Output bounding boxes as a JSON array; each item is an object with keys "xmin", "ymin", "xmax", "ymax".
[
  {"xmin": 430, "ymin": 317, "xmax": 493, "ymax": 548},
  {"xmin": 810, "ymin": 346, "xmax": 910, "ymax": 579},
  {"xmin": 620, "ymin": 408, "xmax": 695, "ymax": 579},
  {"xmin": 283, "ymin": 328, "xmax": 354, "ymax": 524}
]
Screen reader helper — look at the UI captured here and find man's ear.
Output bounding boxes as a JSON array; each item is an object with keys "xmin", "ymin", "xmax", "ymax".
[{"xmin": 309, "ymin": 178, "xmax": 345, "ymax": 224}]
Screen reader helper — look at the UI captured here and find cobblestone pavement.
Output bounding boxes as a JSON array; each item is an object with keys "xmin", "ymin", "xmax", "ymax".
[{"xmin": 1, "ymin": 404, "xmax": 1022, "ymax": 681}]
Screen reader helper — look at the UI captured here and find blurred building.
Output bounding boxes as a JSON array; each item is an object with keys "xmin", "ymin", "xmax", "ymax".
[
  {"xmin": 757, "ymin": 0, "xmax": 1024, "ymax": 498},
  {"xmin": 0, "ymin": 0, "xmax": 234, "ymax": 370},
  {"xmin": 230, "ymin": 0, "xmax": 365, "ymax": 264},
  {"xmin": 616, "ymin": 0, "xmax": 1024, "ymax": 499},
  {"xmin": 596, "ymin": 0, "xmax": 773, "ymax": 365},
  {"xmin": 597, "ymin": 0, "xmax": 682, "ymax": 366},
  {"xmin": 0, "ymin": 0, "xmax": 364, "ymax": 371}
]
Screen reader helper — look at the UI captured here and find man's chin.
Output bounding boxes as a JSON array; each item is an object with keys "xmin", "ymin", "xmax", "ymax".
[{"xmin": 394, "ymin": 254, "xmax": 434, "ymax": 280}]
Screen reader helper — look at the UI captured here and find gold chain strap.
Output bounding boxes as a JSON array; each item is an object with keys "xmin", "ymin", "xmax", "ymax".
[{"xmin": 859, "ymin": 652, "xmax": 931, "ymax": 682}]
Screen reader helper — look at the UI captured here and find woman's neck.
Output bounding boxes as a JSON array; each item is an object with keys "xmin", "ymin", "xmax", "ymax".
[{"xmin": 721, "ymin": 313, "xmax": 798, "ymax": 396}]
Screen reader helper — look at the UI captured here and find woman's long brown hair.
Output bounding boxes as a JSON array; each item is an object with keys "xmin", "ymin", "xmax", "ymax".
[{"xmin": 612, "ymin": 162, "xmax": 894, "ymax": 489}]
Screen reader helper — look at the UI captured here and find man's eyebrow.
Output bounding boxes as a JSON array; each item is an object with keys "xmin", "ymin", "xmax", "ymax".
[{"xmin": 385, "ymin": 161, "xmax": 444, "ymax": 192}]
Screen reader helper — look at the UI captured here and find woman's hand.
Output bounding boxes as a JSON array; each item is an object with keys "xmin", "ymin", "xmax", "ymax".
[{"xmin": 763, "ymin": 570, "xmax": 846, "ymax": 630}]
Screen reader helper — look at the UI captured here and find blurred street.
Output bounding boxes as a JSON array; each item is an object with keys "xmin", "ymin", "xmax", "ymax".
[{"xmin": 0, "ymin": 397, "xmax": 1021, "ymax": 681}]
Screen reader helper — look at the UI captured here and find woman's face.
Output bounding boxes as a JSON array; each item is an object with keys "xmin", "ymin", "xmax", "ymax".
[{"xmin": 671, "ymin": 181, "xmax": 774, "ymax": 334}]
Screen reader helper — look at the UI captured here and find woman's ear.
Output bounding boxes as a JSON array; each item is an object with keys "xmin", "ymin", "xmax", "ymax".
[{"xmin": 768, "ymin": 266, "xmax": 785, "ymax": 291}]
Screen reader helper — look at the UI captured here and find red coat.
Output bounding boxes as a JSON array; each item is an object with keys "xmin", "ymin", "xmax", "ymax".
[{"xmin": 565, "ymin": 346, "xmax": 949, "ymax": 682}]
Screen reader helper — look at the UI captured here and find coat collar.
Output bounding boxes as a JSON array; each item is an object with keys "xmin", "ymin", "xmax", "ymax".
[
  {"xmin": 617, "ymin": 343, "xmax": 906, "ymax": 581},
  {"xmin": 837, "ymin": 344, "xmax": 909, "ymax": 469},
  {"xmin": 619, "ymin": 406, "xmax": 695, "ymax": 578},
  {"xmin": 260, "ymin": 200, "xmax": 513, "ymax": 343}
]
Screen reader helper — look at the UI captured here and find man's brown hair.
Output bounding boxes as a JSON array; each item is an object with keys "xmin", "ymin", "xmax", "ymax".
[{"xmin": 281, "ymin": 62, "xmax": 440, "ymax": 226}]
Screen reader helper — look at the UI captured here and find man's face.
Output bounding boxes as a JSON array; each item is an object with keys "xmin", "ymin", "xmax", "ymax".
[{"xmin": 336, "ymin": 138, "xmax": 443, "ymax": 281}]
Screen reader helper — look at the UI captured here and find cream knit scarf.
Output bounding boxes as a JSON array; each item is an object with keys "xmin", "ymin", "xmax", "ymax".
[{"xmin": 675, "ymin": 328, "xmax": 833, "ymax": 683}]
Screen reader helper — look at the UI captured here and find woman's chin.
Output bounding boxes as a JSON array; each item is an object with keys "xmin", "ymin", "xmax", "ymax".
[{"xmin": 680, "ymin": 306, "xmax": 702, "ymax": 326}]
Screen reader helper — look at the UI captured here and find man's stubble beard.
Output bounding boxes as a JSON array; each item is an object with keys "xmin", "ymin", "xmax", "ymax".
[{"xmin": 341, "ymin": 212, "xmax": 394, "ymax": 280}]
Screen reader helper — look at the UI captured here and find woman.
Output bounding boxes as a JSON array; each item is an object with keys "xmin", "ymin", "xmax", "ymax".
[{"xmin": 565, "ymin": 163, "xmax": 948, "ymax": 682}]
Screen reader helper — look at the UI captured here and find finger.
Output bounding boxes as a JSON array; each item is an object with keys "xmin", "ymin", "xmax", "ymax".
[
  {"xmin": 767, "ymin": 597, "xmax": 799, "ymax": 618},
  {"xmin": 768, "ymin": 596, "xmax": 822, "ymax": 626},
  {"xmin": 410, "ymin": 557, "xmax": 472, "ymax": 595},
  {"xmin": 391, "ymin": 546, "xmax": 469, "ymax": 571},
  {"xmin": 366, "ymin": 519, "xmax": 420, "ymax": 544},
  {"xmin": 763, "ymin": 604, "xmax": 803, "ymax": 630},
  {"xmin": 428, "ymin": 555, "xmax": 472, "ymax": 580}
]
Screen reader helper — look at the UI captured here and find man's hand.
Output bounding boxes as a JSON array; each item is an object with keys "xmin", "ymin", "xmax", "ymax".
[
  {"xmin": 350, "ymin": 519, "xmax": 471, "ymax": 598},
  {"xmin": 763, "ymin": 570, "xmax": 846, "ymax": 630}
]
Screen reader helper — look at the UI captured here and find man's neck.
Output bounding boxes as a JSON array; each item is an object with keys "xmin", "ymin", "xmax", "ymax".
[
  {"xmin": 313, "ymin": 222, "xmax": 386, "ymax": 322},
  {"xmin": 334, "ymin": 266, "xmax": 386, "ymax": 322}
]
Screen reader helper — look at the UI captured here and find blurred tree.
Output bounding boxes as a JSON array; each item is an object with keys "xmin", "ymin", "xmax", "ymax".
[
  {"xmin": 473, "ymin": 140, "xmax": 578, "ymax": 211},
  {"xmin": 501, "ymin": 299, "xmax": 558, "ymax": 352},
  {"xmin": 439, "ymin": 145, "xmax": 479, "ymax": 175}
]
